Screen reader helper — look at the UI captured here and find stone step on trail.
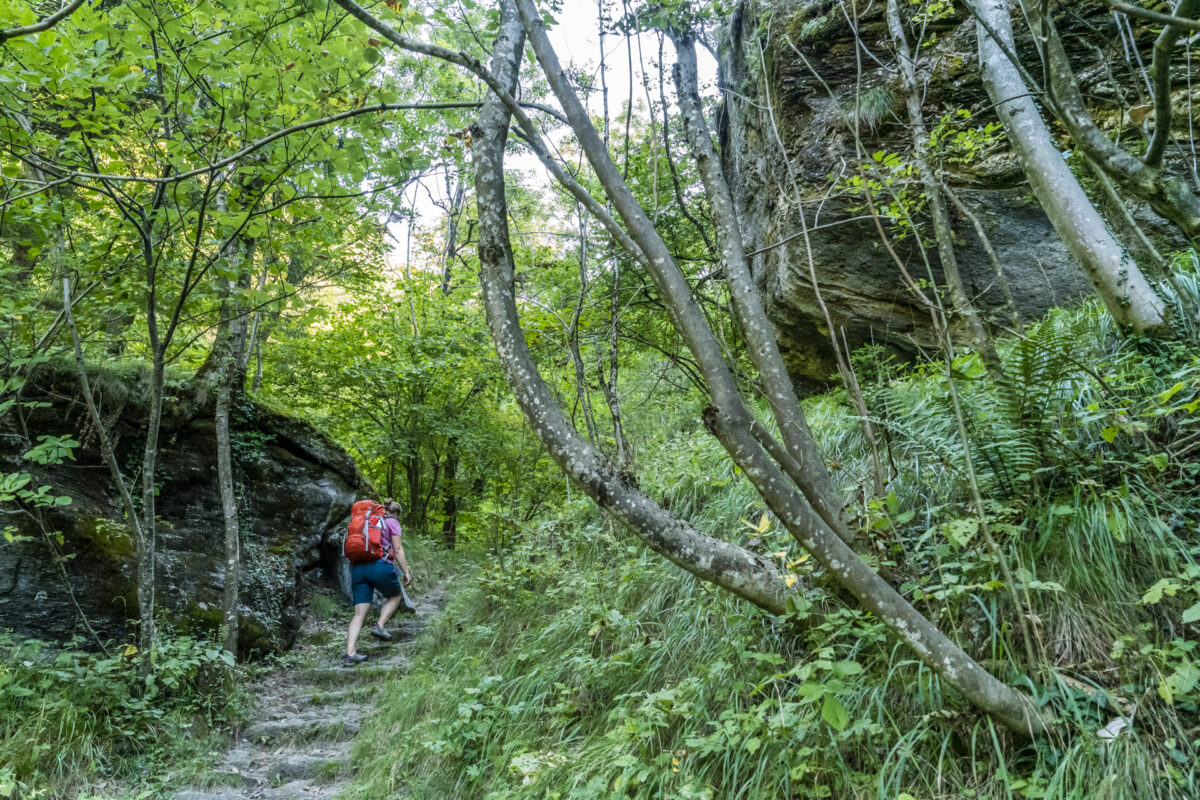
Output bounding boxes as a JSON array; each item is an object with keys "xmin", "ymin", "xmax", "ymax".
[
  {"xmin": 299, "ymin": 686, "xmax": 379, "ymax": 706},
  {"xmin": 241, "ymin": 715, "xmax": 361, "ymax": 745},
  {"xmin": 170, "ymin": 582, "xmax": 447, "ymax": 800},
  {"xmin": 300, "ymin": 657, "xmax": 411, "ymax": 686}
]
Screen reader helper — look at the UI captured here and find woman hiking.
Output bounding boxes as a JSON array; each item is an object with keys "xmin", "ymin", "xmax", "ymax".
[{"xmin": 343, "ymin": 499, "xmax": 413, "ymax": 666}]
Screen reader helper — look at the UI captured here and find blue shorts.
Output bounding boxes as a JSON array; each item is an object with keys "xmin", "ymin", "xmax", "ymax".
[{"xmin": 350, "ymin": 559, "xmax": 402, "ymax": 605}]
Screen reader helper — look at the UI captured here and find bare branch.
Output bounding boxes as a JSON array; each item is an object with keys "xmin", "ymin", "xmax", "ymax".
[
  {"xmin": 1103, "ymin": 0, "xmax": 1200, "ymax": 32},
  {"xmin": 18, "ymin": 101, "xmax": 533, "ymax": 186},
  {"xmin": 0, "ymin": 0, "xmax": 85, "ymax": 42}
]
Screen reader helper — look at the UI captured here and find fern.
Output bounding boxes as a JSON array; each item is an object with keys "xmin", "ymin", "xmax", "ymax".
[{"xmin": 988, "ymin": 314, "xmax": 1090, "ymax": 489}]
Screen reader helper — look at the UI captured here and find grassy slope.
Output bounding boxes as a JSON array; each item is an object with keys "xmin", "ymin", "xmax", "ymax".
[{"xmin": 346, "ymin": 300, "xmax": 1200, "ymax": 800}]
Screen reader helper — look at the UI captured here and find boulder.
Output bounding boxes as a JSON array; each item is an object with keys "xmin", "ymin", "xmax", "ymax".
[
  {"xmin": 717, "ymin": 0, "xmax": 1176, "ymax": 387},
  {"xmin": 0, "ymin": 363, "xmax": 368, "ymax": 654}
]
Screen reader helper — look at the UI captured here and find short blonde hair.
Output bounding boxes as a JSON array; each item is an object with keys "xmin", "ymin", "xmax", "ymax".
[{"xmin": 384, "ymin": 499, "xmax": 403, "ymax": 517}]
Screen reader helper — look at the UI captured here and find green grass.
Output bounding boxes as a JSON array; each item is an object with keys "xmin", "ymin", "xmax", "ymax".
[
  {"xmin": 0, "ymin": 632, "xmax": 250, "ymax": 799},
  {"xmin": 343, "ymin": 299, "xmax": 1200, "ymax": 800}
]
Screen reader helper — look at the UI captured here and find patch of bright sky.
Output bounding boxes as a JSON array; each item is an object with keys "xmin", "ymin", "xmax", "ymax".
[{"xmin": 386, "ymin": 0, "xmax": 718, "ymax": 268}]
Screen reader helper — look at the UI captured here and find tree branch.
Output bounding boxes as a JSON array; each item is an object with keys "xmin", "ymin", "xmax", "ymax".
[
  {"xmin": 0, "ymin": 0, "xmax": 85, "ymax": 42},
  {"xmin": 1103, "ymin": 0, "xmax": 1200, "ymax": 32}
]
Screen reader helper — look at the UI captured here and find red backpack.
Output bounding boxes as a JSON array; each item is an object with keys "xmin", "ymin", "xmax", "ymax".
[{"xmin": 343, "ymin": 500, "xmax": 388, "ymax": 564}]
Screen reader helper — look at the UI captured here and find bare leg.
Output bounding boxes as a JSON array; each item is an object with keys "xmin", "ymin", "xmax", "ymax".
[
  {"xmin": 377, "ymin": 593, "xmax": 405, "ymax": 628},
  {"xmin": 345, "ymin": 603, "xmax": 371, "ymax": 656}
]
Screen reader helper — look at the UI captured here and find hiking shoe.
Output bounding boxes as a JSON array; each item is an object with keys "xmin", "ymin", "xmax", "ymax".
[
  {"xmin": 370, "ymin": 624, "xmax": 392, "ymax": 641},
  {"xmin": 343, "ymin": 653, "xmax": 368, "ymax": 666}
]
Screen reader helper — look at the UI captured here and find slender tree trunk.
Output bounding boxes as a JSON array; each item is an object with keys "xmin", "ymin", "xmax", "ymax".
[
  {"xmin": 441, "ymin": 437, "xmax": 460, "ymax": 549},
  {"xmin": 568, "ymin": 204, "xmax": 600, "ymax": 443},
  {"xmin": 440, "ymin": 178, "xmax": 467, "ymax": 295},
  {"xmin": 885, "ymin": 0, "xmax": 1004, "ymax": 379},
  {"xmin": 62, "ymin": 278, "xmax": 141, "ymax": 654},
  {"xmin": 1146, "ymin": 0, "xmax": 1200, "ymax": 167},
  {"xmin": 471, "ymin": 0, "xmax": 799, "ymax": 615},
  {"xmin": 971, "ymin": 0, "xmax": 1169, "ymax": 334},
  {"xmin": 516, "ymin": 0, "xmax": 1046, "ymax": 734},
  {"xmin": 940, "ymin": 182, "xmax": 1021, "ymax": 328},
  {"xmin": 214, "ymin": 237, "xmax": 254, "ymax": 655},
  {"xmin": 597, "ymin": 256, "xmax": 632, "ymax": 472},
  {"xmin": 251, "ymin": 339, "xmax": 263, "ymax": 392},
  {"xmin": 139, "ymin": 355, "xmax": 162, "ymax": 674},
  {"xmin": 1021, "ymin": 0, "xmax": 1200, "ymax": 243},
  {"xmin": 406, "ymin": 455, "xmax": 421, "ymax": 533},
  {"xmin": 214, "ymin": 377, "xmax": 240, "ymax": 653},
  {"xmin": 669, "ymin": 31, "xmax": 854, "ymax": 545}
]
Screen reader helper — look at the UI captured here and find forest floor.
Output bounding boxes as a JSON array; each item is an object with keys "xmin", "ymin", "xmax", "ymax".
[{"xmin": 169, "ymin": 583, "xmax": 448, "ymax": 800}]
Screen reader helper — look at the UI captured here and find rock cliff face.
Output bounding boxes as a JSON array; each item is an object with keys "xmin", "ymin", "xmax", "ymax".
[
  {"xmin": 0, "ymin": 365, "xmax": 366, "ymax": 654},
  {"xmin": 717, "ymin": 0, "xmax": 1144, "ymax": 385}
]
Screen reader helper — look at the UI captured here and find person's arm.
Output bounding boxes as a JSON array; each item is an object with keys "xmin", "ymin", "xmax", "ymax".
[{"xmin": 395, "ymin": 542, "xmax": 411, "ymax": 585}]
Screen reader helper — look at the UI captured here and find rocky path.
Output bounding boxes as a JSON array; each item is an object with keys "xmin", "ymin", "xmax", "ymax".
[{"xmin": 173, "ymin": 584, "xmax": 447, "ymax": 800}]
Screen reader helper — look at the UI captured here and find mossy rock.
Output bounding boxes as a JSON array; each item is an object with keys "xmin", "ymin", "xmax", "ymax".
[
  {"xmin": 74, "ymin": 516, "xmax": 135, "ymax": 560},
  {"xmin": 178, "ymin": 602, "xmax": 278, "ymax": 655}
]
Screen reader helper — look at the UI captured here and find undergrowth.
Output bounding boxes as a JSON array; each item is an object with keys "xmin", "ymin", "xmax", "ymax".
[
  {"xmin": 347, "ymin": 299, "xmax": 1200, "ymax": 800},
  {"xmin": 0, "ymin": 632, "xmax": 248, "ymax": 799}
]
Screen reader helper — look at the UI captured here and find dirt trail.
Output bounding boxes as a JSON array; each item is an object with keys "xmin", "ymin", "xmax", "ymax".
[{"xmin": 172, "ymin": 583, "xmax": 447, "ymax": 800}]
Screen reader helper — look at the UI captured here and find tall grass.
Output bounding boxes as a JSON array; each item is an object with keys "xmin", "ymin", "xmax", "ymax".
[{"xmin": 345, "ymin": 301, "xmax": 1200, "ymax": 799}]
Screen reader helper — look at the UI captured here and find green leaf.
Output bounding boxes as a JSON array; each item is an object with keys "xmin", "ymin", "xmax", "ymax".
[
  {"xmin": 821, "ymin": 695, "xmax": 849, "ymax": 731},
  {"xmin": 1141, "ymin": 579, "xmax": 1173, "ymax": 605},
  {"xmin": 832, "ymin": 660, "xmax": 863, "ymax": 677},
  {"xmin": 1182, "ymin": 600, "xmax": 1200, "ymax": 625},
  {"xmin": 1157, "ymin": 382, "xmax": 1185, "ymax": 403}
]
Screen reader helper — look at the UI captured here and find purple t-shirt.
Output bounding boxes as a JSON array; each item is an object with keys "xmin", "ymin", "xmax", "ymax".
[{"xmin": 381, "ymin": 516, "xmax": 402, "ymax": 563}]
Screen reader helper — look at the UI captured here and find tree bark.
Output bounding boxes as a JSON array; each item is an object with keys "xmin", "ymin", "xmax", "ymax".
[
  {"xmin": 472, "ymin": 0, "xmax": 799, "ymax": 615},
  {"xmin": 970, "ymin": 0, "xmax": 1169, "ymax": 334},
  {"xmin": 885, "ymin": 0, "xmax": 1004, "ymax": 379},
  {"xmin": 1019, "ymin": 0, "xmax": 1200, "ymax": 246},
  {"xmin": 515, "ymin": 0, "xmax": 1047, "ymax": 734}
]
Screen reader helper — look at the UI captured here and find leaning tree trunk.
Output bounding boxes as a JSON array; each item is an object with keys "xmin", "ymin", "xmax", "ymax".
[
  {"xmin": 514, "ymin": 0, "xmax": 1046, "ymax": 734},
  {"xmin": 470, "ymin": 0, "xmax": 800, "ymax": 615},
  {"xmin": 668, "ymin": 31, "xmax": 852, "ymax": 544},
  {"xmin": 971, "ymin": 0, "xmax": 1169, "ymax": 335},
  {"xmin": 330, "ymin": 0, "xmax": 1050, "ymax": 736}
]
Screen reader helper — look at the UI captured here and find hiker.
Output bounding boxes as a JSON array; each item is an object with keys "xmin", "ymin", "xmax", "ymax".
[{"xmin": 343, "ymin": 499, "xmax": 413, "ymax": 666}]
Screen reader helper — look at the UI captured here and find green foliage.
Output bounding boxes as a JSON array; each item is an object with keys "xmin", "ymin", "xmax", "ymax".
[
  {"xmin": 844, "ymin": 84, "xmax": 896, "ymax": 132},
  {"xmin": 928, "ymin": 108, "xmax": 1007, "ymax": 165},
  {"xmin": 0, "ymin": 632, "xmax": 245, "ymax": 798},
  {"xmin": 342, "ymin": 298, "xmax": 1200, "ymax": 800}
]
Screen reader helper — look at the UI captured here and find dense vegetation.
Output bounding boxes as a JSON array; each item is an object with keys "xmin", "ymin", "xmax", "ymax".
[
  {"xmin": 345, "ymin": 300, "xmax": 1200, "ymax": 800},
  {"xmin": 2, "ymin": 0, "xmax": 1200, "ymax": 797}
]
